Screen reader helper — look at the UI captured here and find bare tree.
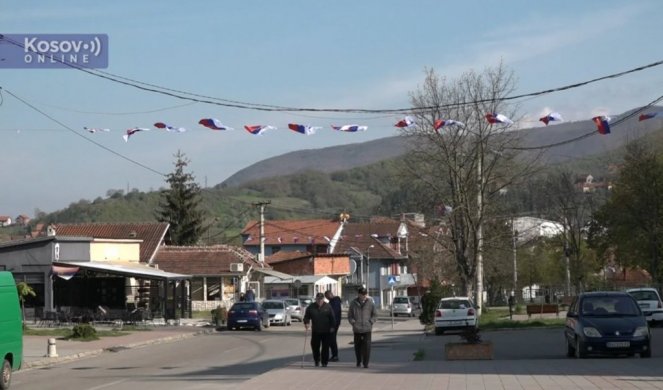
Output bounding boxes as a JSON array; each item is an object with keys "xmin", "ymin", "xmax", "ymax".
[{"xmin": 398, "ymin": 63, "xmax": 539, "ymax": 311}]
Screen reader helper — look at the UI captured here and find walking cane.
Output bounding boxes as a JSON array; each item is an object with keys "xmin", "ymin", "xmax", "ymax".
[{"xmin": 301, "ymin": 327, "xmax": 308, "ymax": 368}]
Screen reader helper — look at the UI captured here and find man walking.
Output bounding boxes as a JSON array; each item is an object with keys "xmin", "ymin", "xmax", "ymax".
[
  {"xmin": 347, "ymin": 287, "xmax": 377, "ymax": 368},
  {"xmin": 304, "ymin": 292, "xmax": 336, "ymax": 367},
  {"xmin": 324, "ymin": 290, "xmax": 342, "ymax": 361}
]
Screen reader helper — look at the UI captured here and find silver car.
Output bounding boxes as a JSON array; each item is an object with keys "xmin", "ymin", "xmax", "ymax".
[
  {"xmin": 392, "ymin": 296, "xmax": 419, "ymax": 317},
  {"xmin": 262, "ymin": 299, "xmax": 292, "ymax": 326},
  {"xmin": 283, "ymin": 298, "xmax": 305, "ymax": 321}
]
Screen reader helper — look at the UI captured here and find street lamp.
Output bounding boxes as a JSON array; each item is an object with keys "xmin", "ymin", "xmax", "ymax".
[{"xmin": 366, "ymin": 245, "xmax": 374, "ymax": 292}]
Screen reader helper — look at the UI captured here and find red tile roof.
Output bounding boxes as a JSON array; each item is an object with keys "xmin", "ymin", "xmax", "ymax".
[
  {"xmin": 335, "ymin": 221, "xmax": 405, "ymax": 259},
  {"xmin": 266, "ymin": 250, "xmax": 311, "ymax": 264},
  {"xmin": 153, "ymin": 245, "xmax": 263, "ymax": 275},
  {"xmin": 241, "ymin": 219, "xmax": 341, "ymax": 245},
  {"xmin": 46, "ymin": 222, "xmax": 169, "ymax": 264}
]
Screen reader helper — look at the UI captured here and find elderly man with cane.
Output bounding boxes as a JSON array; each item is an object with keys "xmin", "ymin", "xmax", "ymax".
[{"xmin": 303, "ymin": 292, "xmax": 336, "ymax": 367}]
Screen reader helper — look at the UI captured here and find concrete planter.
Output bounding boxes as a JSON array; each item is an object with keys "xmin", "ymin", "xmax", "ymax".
[{"xmin": 445, "ymin": 341, "xmax": 493, "ymax": 360}]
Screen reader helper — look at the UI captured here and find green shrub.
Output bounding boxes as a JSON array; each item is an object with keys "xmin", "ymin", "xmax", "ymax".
[{"xmin": 71, "ymin": 324, "xmax": 99, "ymax": 340}]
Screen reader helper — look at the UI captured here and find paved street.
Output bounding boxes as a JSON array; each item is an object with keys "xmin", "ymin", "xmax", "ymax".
[{"xmin": 15, "ymin": 318, "xmax": 663, "ymax": 389}]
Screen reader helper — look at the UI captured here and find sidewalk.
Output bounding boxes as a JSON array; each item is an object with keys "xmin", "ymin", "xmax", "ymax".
[{"xmin": 22, "ymin": 319, "xmax": 214, "ymax": 369}]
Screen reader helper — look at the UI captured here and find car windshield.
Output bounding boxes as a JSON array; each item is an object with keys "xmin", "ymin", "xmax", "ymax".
[
  {"xmin": 284, "ymin": 299, "xmax": 299, "ymax": 306},
  {"xmin": 581, "ymin": 296, "xmax": 639, "ymax": 316},
  {"xmin": 439, "ymin": 299, "xmax": 471, "ymax": 309},
  {"xmin": 629, "ymin": 290, "xmax": 660, "ymax": 301},
  {"xmin": 262, "ymin": 301, "xmax": 283, "ymax": 310},
  {"xmin": 394, "ymin": 297, "xmax": 409, "ymax": 304}
]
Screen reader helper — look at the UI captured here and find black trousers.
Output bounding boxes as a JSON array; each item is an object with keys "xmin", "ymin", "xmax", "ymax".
[
  {"xmin": 328, "ymin": 327, "xmax": 339, "ymax": 358},
  {"xmin": 310, "ymin": 332, "xmax": 331, "ymax": 365},
  {"xmin": 353, "ymin": 332, "xmax": 372, "ymax": 366}
]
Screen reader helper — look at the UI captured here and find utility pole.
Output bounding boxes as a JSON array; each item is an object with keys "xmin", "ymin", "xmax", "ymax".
[
  {"xmin": 475, "ymin": 140, "xmax": 484, "ymax": 315},
  {"xmin": 512, "ymin": 217, "xmax": 518, "ymax": 300},
  {"xmin": 253, "ymin": 201, "xmax": 271, "ymax": 264}
]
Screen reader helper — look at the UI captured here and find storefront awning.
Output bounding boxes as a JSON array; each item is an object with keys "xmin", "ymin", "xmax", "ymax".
[{"xmin": 54, "ymin": 261, "xmax": 190, "ymax": 281}]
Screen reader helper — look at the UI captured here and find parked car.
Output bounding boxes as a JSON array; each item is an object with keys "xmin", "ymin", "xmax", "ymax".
[
  {"xmin": 392, "ymin": 296, "xmax": 419, "ymax": 317},
  {"xmin": 626, "ymin": 287, "xmax": 663, "ymax": 326},
  {"xmin": 283, "ymin": 298, "xmax": 305, "ymax": 321},
  {"xmin": 565, "ymin": 291, "xmax": 651, "ymax": 358},
  {"xmin": 226, "ymin": 302, "xmax": 270, "ymax": 331},
  {"xmin": 299, "ymin": 296, "xmax": 314, "ymax": 307},
  {"xmin": 262, "ymin": 299, "xmax": 292, "ymax": 326},
  {"xmin": 434, "ymin": 297, "xmax": 478, "ymax": 335}
]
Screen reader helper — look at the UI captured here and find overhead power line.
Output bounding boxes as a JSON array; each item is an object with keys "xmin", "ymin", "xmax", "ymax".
[
  {"xmin": 1, "ymin": 35, "xmax": 661, "ymax": 114},
  {"xmin": 1, "ymin": 87, "xmax": 165, "ymax": 177}
]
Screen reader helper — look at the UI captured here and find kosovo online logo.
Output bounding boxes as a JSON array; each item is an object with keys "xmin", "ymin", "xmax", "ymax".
[{"xmin": 0, "ymin": 34, "xmax": 108, "ymax": 69}]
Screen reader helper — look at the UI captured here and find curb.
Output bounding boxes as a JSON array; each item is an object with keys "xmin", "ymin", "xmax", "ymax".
[{"xmin": 22, "ymin": 329, "xmax": 215, "ymax": 370}]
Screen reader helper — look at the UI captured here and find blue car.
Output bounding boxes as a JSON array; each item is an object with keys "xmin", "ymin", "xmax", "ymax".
[
  {"xmin": 565, "ymin": 291, "xmax": 651, "ymax": 358},
  {"xmin": 227, "ymin": 302, "xmax": 270, "ymax": 331}
]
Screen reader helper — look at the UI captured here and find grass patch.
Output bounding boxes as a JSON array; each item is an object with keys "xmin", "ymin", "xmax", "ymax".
[
  {"xmin": 421, "ymin": 307, "xmax": 565, "ymax": 333},
  {"xmin": 413, "ymin": 349, "xmax": 426, "ymax": 361},
  {"xmin": 23, "ymin": 327, "xmax": 72, "ymax": 337},
  {"xmin": 191, "ymin": 311, "xmax": 213, "ymax": 320}
]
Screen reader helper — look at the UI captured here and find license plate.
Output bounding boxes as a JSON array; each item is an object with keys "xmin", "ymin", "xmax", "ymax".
[
  {"xmin": 640, "ymin": 303, "xmax": 650, "ymax": 309},
  {"xmin": 606, "ymin": 341, "xmax": 630, "ymax": 348},
  {"xmin": 237, "ymin": 320, "xmax": 247, "ymax": 323},
  {"xmin": 447, "ymin": 320, "xmax": 464, "ymax": 325}
]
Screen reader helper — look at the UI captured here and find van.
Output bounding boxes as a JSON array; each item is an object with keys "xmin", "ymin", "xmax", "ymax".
[{"xmin": 0, "ymin": 272, "xmax": 22, "ymax": 389}]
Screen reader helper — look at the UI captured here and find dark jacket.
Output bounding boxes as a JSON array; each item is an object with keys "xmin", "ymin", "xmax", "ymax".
[
  {"xmin": 328, "ymin": 296, "xmax": 342, "ymax": 328},
  {"xmin": 348, "ymin": 296, "xmax": 377, "ymax": 333},
  {"xmin": 304, "ymin": 302, "xmax": 336, "ymax": 334}
]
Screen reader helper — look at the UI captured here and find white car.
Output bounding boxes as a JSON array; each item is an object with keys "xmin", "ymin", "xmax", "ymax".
[
  {"xmin": 262, "ymin": 299, "xmax": 292, "ymax": 326},
  {"xmin": 434, "ymin": 297, "xmax": 478, "ymax": 335},
  {"xmin": 626, "ymin": 287, "xmax": 663, "ymax": 326}
]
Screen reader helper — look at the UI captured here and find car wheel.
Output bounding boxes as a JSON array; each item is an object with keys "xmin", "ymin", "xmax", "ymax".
[
  {"xmin": 0, "ymin": 359, "xmax": 11, "ymax": 390},
  {"xmin": 641, "ymin": 348, "xmax": 652, "ymax": 358},
  {"xmin": 575, "ymin": 338, "xmax": 586, "ymax": 359},
  {"xmin": 566, "ymin": 339, "xmax": 575, "ymax": 358},
  {"xmin": 256, "ymin": 320, "xmax": 263, "ymax": 332},
  {"xmin": 435, "ymin": 327, "xmax": 444, "ymax": 335}
]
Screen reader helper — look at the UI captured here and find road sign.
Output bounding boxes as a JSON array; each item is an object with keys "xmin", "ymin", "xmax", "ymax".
[{"xmin": 387, "ymin": 275, "xmax": 397, "ymax": 285}]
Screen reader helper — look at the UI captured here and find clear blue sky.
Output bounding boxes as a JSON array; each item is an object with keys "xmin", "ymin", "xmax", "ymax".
[{"xmin": 1, "ymin": 1, "xmax": 662, "ymax": 217}]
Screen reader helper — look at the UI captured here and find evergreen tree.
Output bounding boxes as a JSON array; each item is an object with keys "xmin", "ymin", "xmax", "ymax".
[{"xmin": 156, "ymin": 151, "xmax": 208, "ymax": 245}]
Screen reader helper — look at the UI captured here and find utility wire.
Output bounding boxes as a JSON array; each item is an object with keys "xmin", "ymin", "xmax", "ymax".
[
  {"xmin": 509, "ymin": 94, "xmax": 663, "ymax": 151},
  {"xmin": 2, "ymin": 36, "xmax": 661, "ymax": 114},
  {"xmin": 1, "ymin": 87, "xmax": 165, "ymax": 176}
]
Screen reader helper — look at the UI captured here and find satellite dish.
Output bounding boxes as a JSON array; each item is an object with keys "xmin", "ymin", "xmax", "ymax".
[
  {"xmin": 293, "ymin": 279, "xmax": 302, "ymax": 288},
  {"xmin": 350, "ymin": 259, "xmax": 357, "ymax": 274}
]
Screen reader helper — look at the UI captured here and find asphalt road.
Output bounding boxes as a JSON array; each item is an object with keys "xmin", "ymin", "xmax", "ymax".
[{"xmin": 13, "ymin": 320, "xmax": 663, "ymax": 389}]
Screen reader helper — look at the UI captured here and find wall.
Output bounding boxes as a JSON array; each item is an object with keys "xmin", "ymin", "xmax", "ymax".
[{"xmin": 90, "ymin": 242, "xmax": 140, "ymax": 262}]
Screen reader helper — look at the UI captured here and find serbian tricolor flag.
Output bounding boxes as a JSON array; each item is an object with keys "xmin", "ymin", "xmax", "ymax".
[
  {"xmin": 154, "ymin": 122, "xmax": 186, "ymax": 133},
  {"xmin": 123, "ymin": 127, "xmax": 149, "ymax": 142},
  {"xmin": 199, "ymin": 118, "xmax": 233, "ymax": 131},
  {"xmin": 539, "ymin": 112, "xmax": 563, "ymax": 126},
  {"xmin": 394, "ymin": 116, "xmax": 415, "ymax": 128},
  {"xmin": 288, "ymin": 123, "xmax": 319, "ymax": 135},
  {"xmin": 244, "ymin": 125, "xmax": 276, "ymax": 135},
  {"xmin": 639, "ymin": 112, "xmax": 663, "ymax": 121},
  {"xmin": 433, "ymin": 119, "xmax": 464, "ymax": 132},
  {"xmin": 331, "ymin": 124, "xmax": 368, "ymax": 132},
  {"xmin": 485, "ymin": 113, "xmax": 513, "ymax": 125},
  {"xmin": 592, "ymin": 116, "xmax": 611, "ymax": 135}
]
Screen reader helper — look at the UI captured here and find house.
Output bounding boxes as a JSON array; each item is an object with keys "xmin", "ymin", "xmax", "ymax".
[
  {"xmin": 15, "ymin": 214, "xmax": 31, "ymax": 227},
  {"xmin": 263, "ymin": 250, "xmax": 350, "ymax": 299},
  {"xmin": 241, "ymin": 218, "xmax": 344, "ymax": 259},
  {"xmin": 0, "ymin": 222, "xmax": 190, "ymax": 321},
  {"xmin": 152, "ymin": 245, "xmax": 268, "ymax": 310},
  {"xmin": 333, "ymin": 218, "xmax": 414, "ymax": 308},
  {"xmin": 0, "ymin": 216, "xmax": 12, "ymax": 227}
]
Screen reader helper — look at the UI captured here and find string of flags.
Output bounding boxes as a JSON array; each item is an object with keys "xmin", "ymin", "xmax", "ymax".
[{"xmin": 89, "ymin": 111, "xmax": 663, "ymax": 141}]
